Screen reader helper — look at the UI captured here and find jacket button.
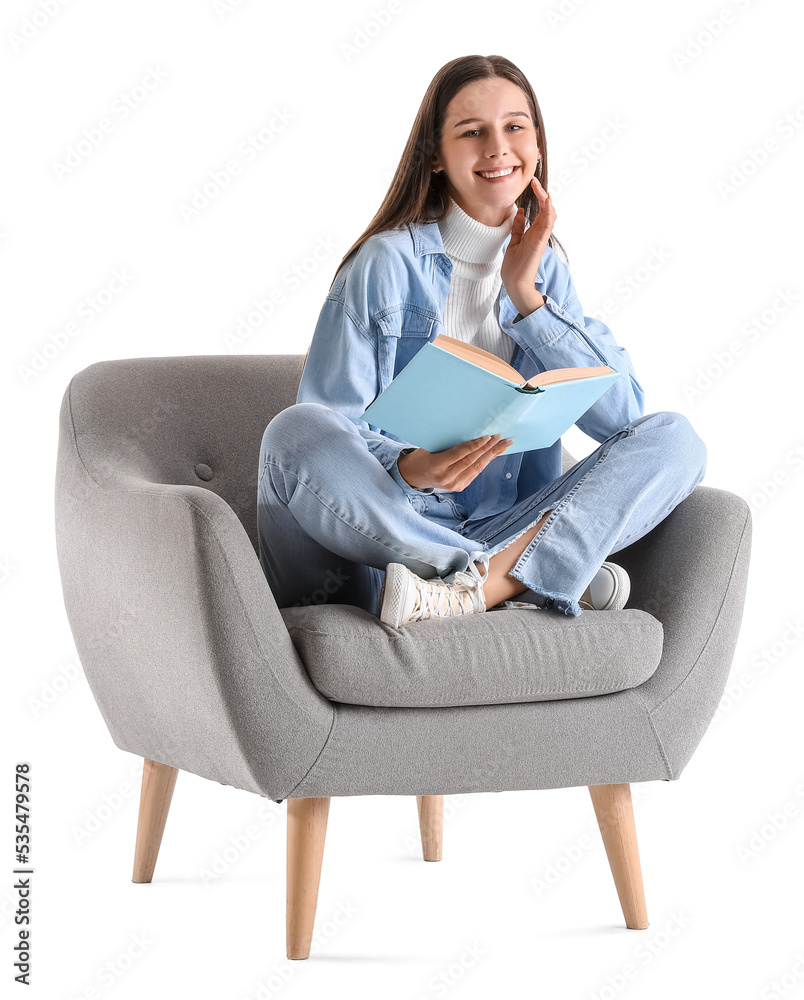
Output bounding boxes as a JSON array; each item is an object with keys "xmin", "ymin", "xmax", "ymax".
[
  {"xmin": 505, "ymin": 472, "xmax": 512, "ymax": 479},
  {"xmin": 195, "ymin": 463, "xmax": 214, "ymax": 481}
]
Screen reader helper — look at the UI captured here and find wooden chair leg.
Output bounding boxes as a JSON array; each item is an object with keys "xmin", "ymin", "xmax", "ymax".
[
  {"xmin": 132, "ymin": 758, "xmax": 178, "ymax": 883},
  {"xmin": 416, "ymin": 795, "xmax": 443, "ymax": 861},
  {"xmin": 286, "ymin": 797, "xmax": 330, "ymax": 960},
  {"xmin": 588, "ymin": 782, "xmax": 649, "ymax": 929}
]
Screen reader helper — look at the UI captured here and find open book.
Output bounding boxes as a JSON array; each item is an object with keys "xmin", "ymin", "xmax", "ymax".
[{"xmin": 360, "ymin": 333, "xmax": 621, "ymax": 455}]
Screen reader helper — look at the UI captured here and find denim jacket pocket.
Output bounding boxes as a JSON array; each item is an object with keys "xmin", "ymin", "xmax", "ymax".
[
  {"xmin": 405, "ymin": 491, "xmax": 427, "ymax": 515},
  {"xmin": 375, "ymin": 305, "xmax": 439, "ymax": 387},
  {"xmin": 433, "ymin": 493, "xmax": 469, "ymax": 521},
  {"xmin": 376, "ymin": 304, "xmax": 438, "ymax": 338}
]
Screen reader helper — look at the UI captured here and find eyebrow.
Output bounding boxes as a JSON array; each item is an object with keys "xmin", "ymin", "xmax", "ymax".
[{"xmin": 452, "ymin": 111, "xmax": 531, "ymax": 128}]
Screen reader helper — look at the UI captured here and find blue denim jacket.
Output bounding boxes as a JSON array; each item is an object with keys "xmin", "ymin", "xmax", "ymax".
[{"xmin": 296, "ymin": 217, "xmax": 645, "ymax": 521}]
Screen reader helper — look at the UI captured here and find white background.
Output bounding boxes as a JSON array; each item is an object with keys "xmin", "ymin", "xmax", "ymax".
[{"xmin": 3, "ymin": 0, "xmax": 804, "ymax": 997}]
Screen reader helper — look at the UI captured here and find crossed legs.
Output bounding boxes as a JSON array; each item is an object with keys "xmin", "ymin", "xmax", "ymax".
[{"xmin": 479, "ymin": 507, "xmax": 553, "ymax": 609}]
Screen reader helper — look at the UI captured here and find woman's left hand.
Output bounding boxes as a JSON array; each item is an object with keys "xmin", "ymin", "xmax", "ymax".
[{"xmin": 501, "ymin": 175, "xmax": 556, "ymax": 310}]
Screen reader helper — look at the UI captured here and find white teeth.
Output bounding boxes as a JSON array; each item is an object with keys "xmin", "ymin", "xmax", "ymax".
[{"xmin": 479, "ymin": 167, "xmax": 516, "ymax": 178}]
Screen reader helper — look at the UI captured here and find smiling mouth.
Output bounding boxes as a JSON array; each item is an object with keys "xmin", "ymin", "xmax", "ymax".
[{"xmin": 475, "ymin": 166, "xmax": 519, "ymax": 179}]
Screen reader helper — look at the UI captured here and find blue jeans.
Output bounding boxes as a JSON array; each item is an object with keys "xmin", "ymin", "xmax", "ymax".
[{"xmin": 257, "ymin": 403, "xmax": 707, "ymax": 618}]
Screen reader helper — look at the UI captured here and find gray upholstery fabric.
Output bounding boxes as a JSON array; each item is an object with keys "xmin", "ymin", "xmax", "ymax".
[
  {"xmin": 54, "ymin": 356, "xmax": 751, "ymax": 803},
  {"xmin": 289, "ymin": 486, "xmax": 752, "ymax": 798},
  {"xmin": 281, "ymin": 604, "xmax": 664, "ymax": 707}
]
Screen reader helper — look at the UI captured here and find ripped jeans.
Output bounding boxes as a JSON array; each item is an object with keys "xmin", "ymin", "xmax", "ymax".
[{"xmin": 256, "ymin": 403, "xmax": 707, "ymax": 618}]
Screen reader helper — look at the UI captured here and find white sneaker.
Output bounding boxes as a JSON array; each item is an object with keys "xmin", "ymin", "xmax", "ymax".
[
  {"xmin": 579, "ymin": 561, "xmax": 630, "ymax": 611},
  {"xmin": 488, "ymin": 561, "xmax": 631, "ymax": 613},
  {"xmin": 379, "ymin": 559, "xmax": 488, "ymax": 627}
]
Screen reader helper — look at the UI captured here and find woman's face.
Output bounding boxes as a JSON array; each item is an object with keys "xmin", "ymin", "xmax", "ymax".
[{"xmin": 432, "ymin": 77, "xmax": 541, "ymax": 227}]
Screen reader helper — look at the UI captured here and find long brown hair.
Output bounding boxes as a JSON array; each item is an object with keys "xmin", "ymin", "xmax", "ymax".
[{"xmin": 298, "ymin": 54, "xmax": 568, "ymax": 381}]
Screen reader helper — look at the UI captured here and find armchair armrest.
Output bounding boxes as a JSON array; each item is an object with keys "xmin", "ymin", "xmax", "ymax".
[
  {"xmin": 55, "ymin": 396, "xmax": 334, "ymax": 802},
  {"xmin": 613, "ymin": 485, "xmax": 752, "ymax": 778}
]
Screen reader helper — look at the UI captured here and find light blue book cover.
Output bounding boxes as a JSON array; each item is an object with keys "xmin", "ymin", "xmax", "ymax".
[{"xmin": 360, "ymin": 340, "xmax": 621, "ymax": 454}]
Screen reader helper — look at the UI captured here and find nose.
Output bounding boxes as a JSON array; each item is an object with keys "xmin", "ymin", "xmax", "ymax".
[{"xmin": 482, "ymin": 132, "xmax": 514, "ymax": 161}]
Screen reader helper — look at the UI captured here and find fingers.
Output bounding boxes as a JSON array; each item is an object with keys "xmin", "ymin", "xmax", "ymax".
[
  {"xmin": 531, "ymin": 176, "xmax": 554, "ymax": 212},
  {"xmin": 453, "ymin": 433, "xmax": 507, "ymax": 456},
  {"xmin": 432, "ymin": 434, "xmax": 513, "ymax": 491},
  {"xmin": 452, "ymin": 433, "xmax": 512, "ymax": 469}
]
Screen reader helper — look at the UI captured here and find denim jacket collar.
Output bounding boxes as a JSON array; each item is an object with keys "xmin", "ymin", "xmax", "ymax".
[{"xmin": 409, "ymin": 216, "xmax": 546, "ymax": 285}]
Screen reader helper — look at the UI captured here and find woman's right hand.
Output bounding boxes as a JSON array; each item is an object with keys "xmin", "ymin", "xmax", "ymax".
[{"xmin": 396, "ymin": 433, "xmax": 513, "ymax": 493}]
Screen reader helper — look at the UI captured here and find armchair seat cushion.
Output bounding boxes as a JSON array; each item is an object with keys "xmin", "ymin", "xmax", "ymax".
[{"xmin": 279, "ymin": 604, "xmax": 664, "ymax": 708}]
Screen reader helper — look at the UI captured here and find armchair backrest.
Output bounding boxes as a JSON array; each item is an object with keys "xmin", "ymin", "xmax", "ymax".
[{"xmin": 56, "ymin": 354, "xmax": 304, "ymax": 554}]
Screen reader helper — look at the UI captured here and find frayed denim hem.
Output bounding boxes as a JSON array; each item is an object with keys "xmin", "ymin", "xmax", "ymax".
[
  {"xmin": 476, "ymin": 506, "xmax": 585, "ymax": 615},
  {"xmin": 481, "ymin": 505, "xmax": 555, "ymax": 560},
  {"xmin": 505, "ymin": 579, "xmax": 584, "ymax": 618}
]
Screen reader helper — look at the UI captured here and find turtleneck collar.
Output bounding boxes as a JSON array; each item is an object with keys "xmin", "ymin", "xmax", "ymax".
[{"xmin": 436, "ymin": 196, "xmax": 518, "ymax": 265}]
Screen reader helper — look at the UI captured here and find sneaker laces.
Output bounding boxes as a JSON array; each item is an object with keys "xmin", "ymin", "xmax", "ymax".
[{"xmin": 409, "ymin": 559, "xmax": 488, "ymax": 620}]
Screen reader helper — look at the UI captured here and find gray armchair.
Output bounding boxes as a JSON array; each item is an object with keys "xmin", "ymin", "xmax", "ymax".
[{"xmin": 54, "ymin": 355, "xmax": 752, "ymax": 959}]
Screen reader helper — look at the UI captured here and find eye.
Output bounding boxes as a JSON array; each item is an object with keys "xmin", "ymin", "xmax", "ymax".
[{"xmin": 461, "ymin": 124, "xmax": 524, "ymax": 137}]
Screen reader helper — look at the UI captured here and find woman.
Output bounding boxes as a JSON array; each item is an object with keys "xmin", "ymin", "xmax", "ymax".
[{"xmin": 256, "ymin": 54, "xmax": 707, "ymax": 627}]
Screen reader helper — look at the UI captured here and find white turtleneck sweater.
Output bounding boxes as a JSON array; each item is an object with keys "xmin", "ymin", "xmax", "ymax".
[{"xmin": 436, "ymin": 196, "xmax": 519, "ymax": 363}]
